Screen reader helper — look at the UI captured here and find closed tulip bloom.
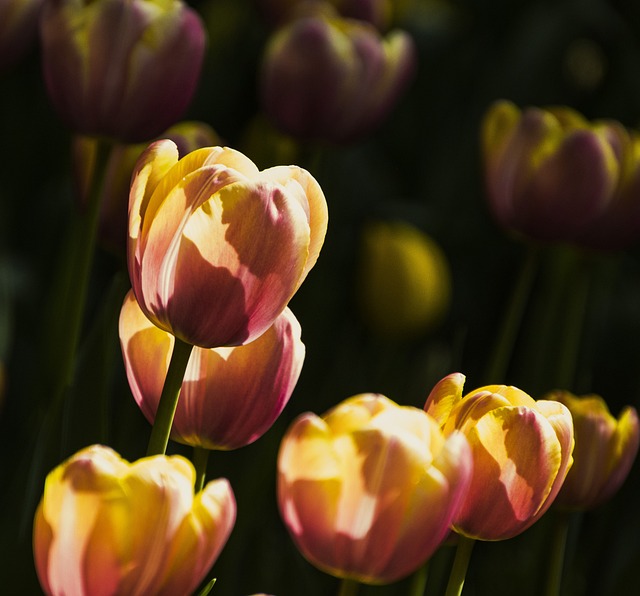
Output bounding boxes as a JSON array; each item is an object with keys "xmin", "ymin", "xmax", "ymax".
[
  {"xmin": 128, "ymin": 140, "xmax": 328, "ymax": 348},
  {"xmin": 545, "ymin": 390, "xmax": 639, "ymax": 510},
  {"xmin": 278, "ymin": 393, "xmax": 472, "ymax": 584},
  {"xmin": 119, "ymin": 289, "xmax": 305, "ymax": 450},
  {"xmin": 0, "ymin": 0, "xmax": 44, "ymax": 71},
  {"xmin": 358, "ymin": 220, "xmax": 451, "ymax": 338},
  {"xmin": 482, "ymin": 99, "xmax": 620, "ymax": 243},
  {"xmin": 425, "ymin": 373, "xmax": 574, "ymax": 541},
  {"xmin": 260, "ymin": 5, "xmax": 416, "ymax": 144},
  {"xmin": 575, "ymin": 124, "xmax": 640, "ymax": 250},
  {"xmin": 40, "ymin": 0, "xmax": 206, "ymax": 143},
  {"xmin": 33, "ymin": 444, "xmax": 236, "ymax": 596}
]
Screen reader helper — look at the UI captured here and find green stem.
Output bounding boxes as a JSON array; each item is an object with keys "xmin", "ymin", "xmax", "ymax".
[
  {"xmin": 193, "ymin": 446, "xmax": 210, "ymax": 493},
  {"xmin": 407, "ymin": 561, "xmax": 429, "ymax": 596},
  {"xmin": 544, "ymin": 510, "xmax": 571, "ymax": 596},
  {"xmin": 553, "ymin": 253, "xmax": 590, "ymax": 389},
  {"xmin": 484, "ymin": 244, "xmax": 539, "ymax": 383},
  {"xmin": 53, "ymin": 139, "xmax": 113, "ymax": 407},
  {"xmin": 337, "ymin": 578, "xmax": 360, "ymax": 596},
  {"xmin": 444, "ymin": 536, "xmax": 475, "ymax": 596},
  {"xmin": 146, "ymin": 338, "xmax": 194, "ymax": 456}
]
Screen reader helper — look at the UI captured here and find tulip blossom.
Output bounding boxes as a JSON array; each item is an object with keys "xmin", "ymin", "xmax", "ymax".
[
  {"xmin": 40, "ymin": 0, "xmax": 206, "ymax": 142},
  {"xmin": 278, "ymin": 393, "xmax": 472, "ymax": 584},
  {"xmin": 73, "ymin": 121, "xmax": 221, "ymax": 254},
  {"xmin": 545, "ymin": 390, "xmax": 639, "ymax": 510},
  {"xmin": 481, "ymin": 99, "xmax": 621, "ymax": 243},
  {"xmin": 128, "ymin": 140, "xmax": 328, "ymax": 348},
  {"xmin": 0, "ymin": 0, "xmax": 44, "ymax": 71},
  {"xmin": 425, "ymin": 373, "xmax": 574, "ymax": 541},
  {"xmin": 119, "ymin": 289, "xmax": 305, "ymax": 450},
  {"xmin": 260, "ymin": 4, "xmax": 416, "ymax": 144},
  {"xmin": 33, "ymin": 444, "xmax": 236, "ymax": 596},
  {"xmin": 357, "ymin": 220, "xmax": 451, "ymax": 338}
]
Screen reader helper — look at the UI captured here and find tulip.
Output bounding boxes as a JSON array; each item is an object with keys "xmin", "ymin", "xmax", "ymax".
[
  {"xmin": 481, "ymin": 99, "xmax": 620, "ymax": 243},
  {"xmin": 73, "ymin": 121, "xmax": 221, "ymax": 254},
  {"xmin": 40, "ymin": 0, "xmax": 206, "ymax": 143},
  {"xmin": 119, "ymin": 289, "xmax": 305, "ymax": 450},
  {"xmin": 425, "ymin": 373, "xmax": 574, "ymax": 540},
  {"xmin": 33, "ymin": 444, "xmax": 236, "ymax": 596},
  {"xmin": 128, "ymin": 140, "xmax": 328, "ymax": 348},
  {"xmin": 260, "ymin": 4, "xmax": 416, "ymax": 144},
  {"xmin": 575, "ymin": 124, "xmax": 640, "ymax": 250},
  {"xmin": 544, "ymin": 390, "xmax": 639, "ymax": 510},
  {"xmin": 278, "ymin": 393, "xmax": 472, "ymax": 584},
  {"xmin": 0, "ymin": 0, "xmax": 44, "ymax": 71},
  {"xmin": 357, "ymin": 220, "xmax": 451, "ymax": 338}
]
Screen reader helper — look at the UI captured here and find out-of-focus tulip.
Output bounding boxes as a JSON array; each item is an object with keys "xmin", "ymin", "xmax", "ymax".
[
  {"xmin": 40, "ymin": 0, "xmax": 206, "ymax": 143},
  {"xmin": 278, "ymin": 393, "xmax": 472, "ymax": 584},
  {"xmin": 481, "ymin": 99, "xmax": 621, "ymax": 244},
  {"xmin": 260, "ymin": 4, "xmax": 416, "ymax": 144},
  {"xmin": 0, "ymin": 0, "xmax": 44, "ymax": 72},
  {"xmin": 128, "ymin": 140, "xmax": 328, "ymax": 348},
  {"xmin": 257, "ymin": 0, "xmax": 407, "ymax": 31},
  {"xmin": 544, "ymin": 390, "xmax": 639, "ymax": 510},
  {"xmin": 357, "ymin": 220, "xmax": 451, "ymax": 338},
  {"xmin": 119, "ymin": 289, "xmax": 305, "ymax": 450},
  {"xmin": 425, "ymin": 373, "xmax": 574, "ymax": 541},
  {"xmin": 33, "ymin": 444, "xmax": 235, "ymax": 596},
  {"xmin": 73, "ymin": 121, "xmax": 221, "ymax": 255}
]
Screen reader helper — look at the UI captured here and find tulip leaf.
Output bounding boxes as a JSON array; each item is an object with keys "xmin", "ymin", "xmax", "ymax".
[{"xmin": 196, "ymin": 578, "xmax": 217, "ymax": 596}]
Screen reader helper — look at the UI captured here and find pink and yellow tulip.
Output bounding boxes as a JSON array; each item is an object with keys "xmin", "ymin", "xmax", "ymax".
[
  {"xmin": 277, "ymin": 393, "xmax": 472, "ymax": 584},
  {"xmin": 33, "ymin": 444, "xmax": 235, "ymax": 595},
  {"xmin": 40, "ymin": 0, "xmax": 206, "ymax": 142},
  {"xmin": 119, "ymin": 289, "xmax": 305, "ymax": 450},
  {"xmin": 425, "ymin": 373, "xmax": 574, "ymax": 541},
  {"xmin": 127, "ymin": 140, "xmax": 328, "ymax": 348},
  {"xmin": 260, "ymin": 4, "xmax": 416, "ymax": 144},
  {"xmin": 545, "ymin": 390, "xmax": 639, "ymax": 510},
  {"xmin": 481, "ymin": 100, "xmax": 621, "ymax": 244}
]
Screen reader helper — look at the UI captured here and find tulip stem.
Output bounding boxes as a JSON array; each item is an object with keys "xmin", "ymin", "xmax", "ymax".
[
  {"xmin": 146, "ymin": 338, "xmax": 194, "ymax": 456},
  {"xmin": 408, "ymin": 561, "xmax": 429, "ymax": 596},
  {"xmin": 337, "ymin": 578, "xmax": 359, "ymax": 596},
  {"xmin": 444, "ymin": 536, "xmax": 475, "ymax": 596},
  {"xmin": 49, "ymin": 139, "xmax": 112, "ymax": 411},
  {"xmin": 485, "ymin": 244, "xmax": 539, "ymax": 383},
  {"xmin": 544, "ymin": 509, "xmax": 571, "ymax": 596},
  {"xmin": 193, "ymin": 446, "xmax": 210, "ymax": 493}
]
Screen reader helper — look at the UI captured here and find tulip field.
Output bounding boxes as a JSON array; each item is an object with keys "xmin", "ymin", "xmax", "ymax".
[{"xmin": 2, "ymin": 0, "xmax": 640, "ymax": 595}]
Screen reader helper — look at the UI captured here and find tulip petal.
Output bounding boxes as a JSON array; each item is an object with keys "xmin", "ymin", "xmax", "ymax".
[{"xmin": 424, "ymin": 372, "xmax": 465, "ymax": 427}]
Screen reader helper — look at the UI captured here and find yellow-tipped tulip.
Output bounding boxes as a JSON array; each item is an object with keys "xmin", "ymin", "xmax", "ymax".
[
  {"xmin": 425, "ymin": 373, "xmax": 574, "ymax": 540},
  {"xmin": 545, "ymin": 390, "xmax": 639, "ymax": 510},
  {"xmin": 33, "ymin": 445, "xmax": 236, "ymax": 596},
  {"xmin": 278, "ymin": 393, "xmax": 472, "ymax": 584},
  {"xmin": 127, "ymin": 140, "xmax": 328, "ymax": 348}
]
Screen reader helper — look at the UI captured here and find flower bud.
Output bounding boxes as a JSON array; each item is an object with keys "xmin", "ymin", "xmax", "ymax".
[
  {"xmin": 40, "ymin": 0, "xmax": 206, "ymax": 142},
  {"xmin": 128, "ymin": 140, "xmax": 328, "ymax": 348},
  {"xmin": 481, "ymin": 100, "xmax": 620, "ymax": 243},
  {"xmin": 119, "ymin": 289, "xmax": 305, "ymax": 450},
  {"xmin": 33, "ymin": 444, "xmax": 236, "ymax": 595},
  {"xmin": 260, "ymin": 5, "xmax": 416, "ymax": 144},
  {"xmin": 545, "ymin": 390, "xmax": 639, "ymax": 510},
  {"xmin": 357, "ymin": 220, "xmax": 451, "ymax": 338},
  {"xmin": 278, "ymin": 393, "xmax": 472, "ymax": 584},
  {"xmin": 425, "ymin": 373, "xmax": 575, "ymax": 540}
]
